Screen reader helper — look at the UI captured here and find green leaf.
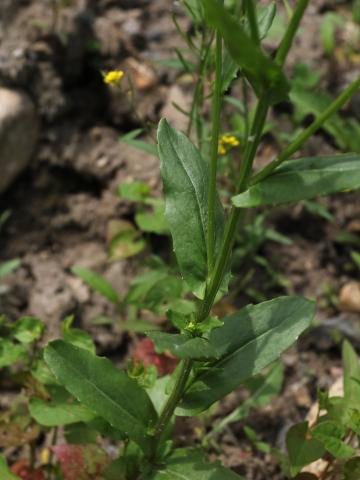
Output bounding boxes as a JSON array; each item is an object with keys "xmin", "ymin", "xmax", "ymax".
[
  {"xmin": 157, "ymin": 58, "xmax": 196, "ymax": 71},
  {"xmin": 12, "ymin": 317, "xmax": 44, "ymax": 344},
  {"xmin": 147, "ymin": 331, "xmax": 220, "ymax": 360},
  {"xmin": 119, "ymin": 130, "xmax": 158, "ymax": 157},
  {"xmin": 201, "ymin": 0, "xmax": 289, "ymax": 104},
  {"xmin": 72, "ymin": 266, "xmax": 120, "ymax": 305},
  {"xmin": 126, "ymin": 270, "xmax": 167, "ymax": 302},
  {"xmin": 344, "ymin": 457, "xmax": 360, "ymax": 480},
  {"xmin": 233, "ymin": 154, "xmax": 360, "ymax": 208},
  {"xmin": 221, "ymin": 49, "xmax": 238, "ymax": 93},
  {"xmin": 31, "ymin": 357, "xmax": 57, "ymax": 385},
  {"xmin": 346, "ymin": 409, "xmax": 360, "ymax": 437},
  {"xmin": 290, "ymin": 88, "xmax": 360, "ymax": 152},
  {"xmin": 336, "ymin": 230, "xmax": 360, "ymax": 248},
  {"xmin": 107, "ymin": 220, "xmax": 146, "ymax": 261},
  {"xmin": 88, "ymin": 417, "xmax": 127, "ymax": 441},
  {"xmin": 179, "ymin": 297, "xmax": 314, "ymax": 414},
  {"xmin": 0, "ymin": 259, "xmax": 21, "ymax": 278},
  {"xmin": 183, "ymin": 0, "xmax": 204, "ymax": 23},
  {"xmin": 125, "ymin": 270, "xmax": 173, "ymax": 311},
  {"xmin": 320, "ymin": 12, "xmax": 344, "ymax": 54},
  {"xmin": 29, "ymin": 397, "xmax": 95, "ymax": 426},
  {"xmin": 322, "ymin": 396, "xmax": 355, "ymax": 429},
  {"xmin": 0, "ymin": 456, "xmax": 19, "ymax": 480},
  {"xmin": 126, "ymin": 268, "xmax": 185, "ymax": 314},
  {"xmin": 354, "ymin": 0, "xmax": 360, "ymax": 23},
  {"xmin": 104, "ymin": 442, "xmax": 141, "ymax": 479},
  {"xmin": 63, "ymin": 327, "xmax": 96, "ymax": 353},
  {"xmin": 168, "ymin": 310, "xmax": 188, "ymax": 330},
  {"xmin": 117, "ymin": 181, "xmax": 151, "ymax": 202},
  {"xmin": 312, "ymin": 420, "xmax": 355, "ymax": 459},
  {"xmin": 291, "ymin": 63, "xmax": 321, "ymax": 90},
  {"xmin": 257, "ymin": 3, "xmax": 277, "ymax": 39},
  {"xmin": 351, "ymin": 251, "xmax": 360, "ymax": 270},
  {"xmin": 243, "ymin": 3, "xmax": 277, "ymax": 41},
  {"xmin": 149, "ymin": 448, "xmax": 243, "ymax": 479},
  {"xmin": 243, "ymin": 425, "xmax": 271, "ymax": 454},
  {"xmin": 286, "ymin": 422, "xmax": 325, "ymax": 476},
  {"xmin": 215, "ymin": 361, "xmax": 283, "ymax": 431},
  {"xmin": 158, "ymin": 119, "xmax": 226, "ymax": 298},
  {"xmin": 109, "ymin": 229, "xmax": 146, "ymax": 261},
  {"xmin": 303, "ymin": 200, "xmax": 334, "ymax": 222},
  {"xmin": 147, "ymin": 376, "xmax": 170, "ymax": 415},
  {"xmin": 342, "ymin": 340, "xmax": 360, "ymax": 405},
  {"xmin": 64, "ymin": 422, "xmax": 98, "ymax": 444},
  {"xmin": 103, "ymin": 458, "xmax": 127, "ymax": 480},
  {"xmin": 0, "ymin": 339, "xmax": 25, "ymax": 368},
  {"xmin": 0, "ymin": 210, "xmax": 11, "ymax": 229},
  {"xmin": 44, "ymin": 340, "xmax": 158, "ymax": 454},
  {"xmin": 195, "ymin": 315, "xmax": 224, "ymax": 334},
  {"xmin": 135, "ymin": 199, "xmax": 169, "ymax": 234},
  {"xmin": 61, "ymin": 315, "xmax": 96, "ymax": 353}
]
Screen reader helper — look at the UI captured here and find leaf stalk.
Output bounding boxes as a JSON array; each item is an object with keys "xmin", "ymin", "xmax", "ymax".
[{"xmin": 252, "ymin": 75, "xmax": 360, "ymax": 185}]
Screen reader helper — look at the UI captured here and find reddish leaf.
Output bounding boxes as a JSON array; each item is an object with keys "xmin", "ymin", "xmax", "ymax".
[
  {"xmin": 52, "ymin": 444, "xmax": 110, "ymax": 480},
  {"xmin": 132, "ymin": 338, "xmax": 178, "ymax": 375},
  {"xmin": 11, "ymin": 460, "xmax": 44, "ymax": 480}
]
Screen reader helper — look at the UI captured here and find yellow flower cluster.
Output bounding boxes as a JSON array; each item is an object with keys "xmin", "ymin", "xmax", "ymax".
[
  {"xmin": 103, "ymin": 70, "xmax": 124, "ymax": 86},
  {"xmin": 218, "ymin": 134, "xmax": 240, "ymax": 155}
]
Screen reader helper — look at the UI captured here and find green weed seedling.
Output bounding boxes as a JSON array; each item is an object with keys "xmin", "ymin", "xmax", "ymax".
[
  {"xmin": 4, "ymin": 0, "xmax": 360, "ymax": 478},
  {"xmin": 117, "ymin": 180, "xmax": 168, "ymax": 237},
  {"xmin": 72, "ymin": 255, "xmax": 193, "ymax": 333}
]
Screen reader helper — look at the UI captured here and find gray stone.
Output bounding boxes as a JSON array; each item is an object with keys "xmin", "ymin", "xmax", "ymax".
[{"xmin": 0, "ymin": 88, "xmax": 39, "ymax": 193}]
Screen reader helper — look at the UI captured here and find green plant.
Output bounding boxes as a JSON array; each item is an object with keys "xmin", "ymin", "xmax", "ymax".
[
  {"xmin": 4, "ymin": 1, "xmax": 360, "ymax": 478},
  {"xmin": 284, "ymin": 340, "xmax": 360, "ymax": 478},
  {"xmin": 0, "ymin": 314, "xmax": 108, "ymax": 479},
  {"xmin": 202, "ymin": 360, "xmax": 285, "ymax": 447},
  {"xmin": 286, "ymin": 62, "xmax": 360, "ymax": 153},
  {"xmin": 44, "ymin": 0, "xmax": 360, "ymax": 476},
  {"xmin": 72, "ymin": 254, "xmax": 193, "ymax": 333}
]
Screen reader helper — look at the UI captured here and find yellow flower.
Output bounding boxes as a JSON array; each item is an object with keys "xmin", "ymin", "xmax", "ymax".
[
  {"xmin": 103, "ymin": 70, "xmax": 124, "ymax": 86},
  {"xmin": 221, "ymin": 135, "xmax": 240, "ymax": 147},
  {"xmin": 218, "ymin": 134, "xmax": 240, "ymax": 155}
]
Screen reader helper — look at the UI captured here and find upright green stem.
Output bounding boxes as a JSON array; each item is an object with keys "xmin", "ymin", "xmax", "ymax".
[
  {"xmin": 242, "ymin": 79, "xmax": 250, "ymax": 149},
  {"xmin": 150, "ymin": 98, "xmax": 269, "ymax": 461},
  {"xmin": 150, "ymin": 33, "xmax": 223, "ymax": 455},
  {"xmin": 275, "ymin": 0, "xmax": 309, "ymax": 67},
  {"xmin": 199, "ymin": 0, "xmax": 311, "ymax": 320},
  {"xmin": 207, "ymin": 29, "xmax": 223, "ymax": 273},
  {"xmin": 149, "ymin": 359, "xmax": 192, "ymax": 457},
  {"xmin": 199, "ymin": 98, "xmax": 270, "ymax": 321},
  {"xmin": 236, "ymin": 97, "xmax": 270, "ymax": 192},
  {"xmin": 252, "ymin": 75, "xmax": 360, "ymax": 184}
]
